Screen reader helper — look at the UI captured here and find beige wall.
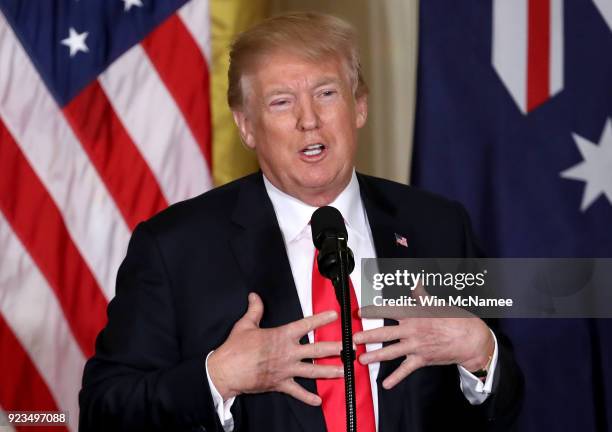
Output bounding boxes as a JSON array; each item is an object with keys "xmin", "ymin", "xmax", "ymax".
[{"xmin": 270, "ymin": 0, "xmax": 419, "ymax": 184}]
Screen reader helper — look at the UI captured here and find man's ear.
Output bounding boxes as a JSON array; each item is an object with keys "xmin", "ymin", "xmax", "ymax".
[
  {"xmin": 232, "ymin": 110, "xmax": 256, "ymax": 149},
  {"xmin": 355, "ymin": 94, "xmax": 368, "ymax": 129}
]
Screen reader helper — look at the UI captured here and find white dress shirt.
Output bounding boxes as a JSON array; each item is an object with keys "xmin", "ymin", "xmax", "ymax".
[{"xmin": 205, "ymin": 171, "xmax": 498, "ymax": 431}]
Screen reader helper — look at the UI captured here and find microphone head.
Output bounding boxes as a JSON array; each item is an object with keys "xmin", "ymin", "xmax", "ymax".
[{"xmin": 311, "ymin": 206, "xmax": 347, "ymax": 250}]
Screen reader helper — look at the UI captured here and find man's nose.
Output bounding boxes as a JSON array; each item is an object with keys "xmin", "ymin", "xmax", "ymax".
[{"xmin": 296, "ymin": 99, "xmax": 320, "ymax": 131}]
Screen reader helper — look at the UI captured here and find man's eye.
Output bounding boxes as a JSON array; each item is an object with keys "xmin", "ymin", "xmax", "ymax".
[
  {"xmin": 270, "ymin": 99, "xmax": 289, "ymax": 107},
  {"xmin": 321, "ymin": 90, "xmax": 337, "ymax": 97}
]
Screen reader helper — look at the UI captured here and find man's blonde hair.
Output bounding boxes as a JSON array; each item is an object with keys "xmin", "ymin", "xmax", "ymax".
[{"xmin": 227, "ymin": 12, "xmax": 368, "ymax": 110}]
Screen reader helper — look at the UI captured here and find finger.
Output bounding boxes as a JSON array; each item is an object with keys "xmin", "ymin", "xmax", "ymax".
[
  {"xmin": 353, "ymin": 325, "xmax": 407, "ymax": 345},
  {"xmin": 292, "ymin": 362, "xmax": 344, "ymax": 379},
  {"xmin": 359, "ymin": 341, "xmax": 415, "ymax": 365},
  {"xmin": 297, "ymin": 341, "xmax": 342, "ymax": 359},
  {"xmin": 382, "ymin": 356, "xmax": 425, "ymax": 389},
  {"xmin": 238, "ymin": 292, "xmax": 264, "ymax": 328},
  {"xmin": 278, "ymin": 379, "xmax": 322, "ymax": 406},
  {"xmin": 287, "ymin": 310, "xmax": 338, "ymax": 338}
]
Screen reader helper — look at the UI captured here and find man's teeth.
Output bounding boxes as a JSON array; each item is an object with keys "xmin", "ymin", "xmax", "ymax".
[{"xmin": 303, "ymin": 144, "xmax": 324, "ymax": 156}]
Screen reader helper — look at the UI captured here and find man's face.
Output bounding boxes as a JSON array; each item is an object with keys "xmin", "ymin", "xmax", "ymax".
[{"xmin": 233, "ymin": 51, "xmax": 367, "ymax": 206}]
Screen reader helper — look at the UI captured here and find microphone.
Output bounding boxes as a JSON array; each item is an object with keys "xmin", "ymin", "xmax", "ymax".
[
  {"xmin": 311, "ymin": 206, "xmax": 355, "ymax": 282},
  {"xmin": 311, "ymin": 206, "xmax": 357, "ymax": 432}
]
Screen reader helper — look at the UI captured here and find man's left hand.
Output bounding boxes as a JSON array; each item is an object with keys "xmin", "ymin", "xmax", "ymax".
[{"xmin": 353, "ymin": 303, "xmax": 494, "ymax": 390}]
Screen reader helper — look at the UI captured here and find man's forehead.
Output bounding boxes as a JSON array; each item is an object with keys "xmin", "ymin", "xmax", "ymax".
[{"xmin": 246, "ymin": 53, "xmax": 350, "ymax": 92}]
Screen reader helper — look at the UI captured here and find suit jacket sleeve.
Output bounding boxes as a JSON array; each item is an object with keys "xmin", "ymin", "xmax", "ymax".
[
  {"xmin": 79, "ymin": 222, "xmax": 223, "ymax": 432},
  {"xmin": 456, "ymin": 201, "xmax": 524, "ymax": 430}
]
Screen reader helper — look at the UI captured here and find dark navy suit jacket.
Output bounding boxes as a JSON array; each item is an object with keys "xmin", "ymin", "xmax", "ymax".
[{"xmin": 79, "ymin": 172, "xmax": 523, "ymax": 431}]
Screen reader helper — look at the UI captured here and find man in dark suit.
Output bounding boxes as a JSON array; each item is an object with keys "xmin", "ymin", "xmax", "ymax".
[{"xmin": 79, "ymin": 12, "xmax": 522, "ymax": 432}]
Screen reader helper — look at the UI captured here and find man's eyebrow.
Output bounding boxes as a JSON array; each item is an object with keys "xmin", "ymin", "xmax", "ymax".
[
  {"xmin": 264, "ymin": 88, "xmax": 293, "ymax": 98},
  {"xmin": 312, "ymin": 77, "xmax": 343, "ymax": 88}
]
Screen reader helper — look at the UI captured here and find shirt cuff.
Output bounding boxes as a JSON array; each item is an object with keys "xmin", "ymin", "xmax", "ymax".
[
  {"xmin": 457, "ymin": 329, "xmax": 499, "ymax": 405},
  {"xmin": 205, "ymin": 351, "xmax": 236, "ymax": 431}
]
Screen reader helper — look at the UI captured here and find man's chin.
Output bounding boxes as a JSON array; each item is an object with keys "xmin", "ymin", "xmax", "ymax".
[
  {"xmin": 298, "ymin": 176, "xmax": 338, "ymax": 193},
  {"xmin": 293, "ymin": 178, "xmax": 350, "ymax": 206}
]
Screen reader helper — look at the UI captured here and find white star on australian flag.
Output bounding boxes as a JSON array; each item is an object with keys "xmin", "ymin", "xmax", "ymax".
[{"xmin": 561, "ymin": 119, "xmax": 612, "ymax": 212}]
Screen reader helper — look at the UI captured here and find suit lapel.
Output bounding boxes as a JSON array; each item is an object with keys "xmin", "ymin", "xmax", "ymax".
[
  {"xmin": 358, "ymin": 174, "xmax": 415, "ymax": 431},
  {"xmin": 230, "ymin": 174, "xmax": 327, "ymax": 432},
  {"xmin": 357, "ymin": 173, "xmax": 414, "ymax": 261}
]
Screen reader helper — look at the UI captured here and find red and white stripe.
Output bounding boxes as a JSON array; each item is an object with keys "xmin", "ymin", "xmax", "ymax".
[
  {"xmin": 0, "ymin": 1, "xmax": 213, "ymax": 430},
  {"xmin": 492, "ymin": 0, "xmax": 564, "ymax": 114},
  {"xmin": 0, "ymin": 211, "xmax": 83, "ymax": 432},
  {"xmin": 98, "ymin": 42, "xmax": 212, "ymax": 205}
]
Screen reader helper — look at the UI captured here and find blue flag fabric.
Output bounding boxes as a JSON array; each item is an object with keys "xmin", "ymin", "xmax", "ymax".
[
  {"xmin": 0, "ymin": 0, "xmax": 187, "ymax": 106},
  {"xmin": 412, "ymin": 1, "xmax": 612, "ymax": 430}
]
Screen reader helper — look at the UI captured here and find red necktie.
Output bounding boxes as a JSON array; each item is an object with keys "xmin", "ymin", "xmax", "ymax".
[{"xmin": 312, "ymin": 250, "xmax": 376, "ymax": 432}]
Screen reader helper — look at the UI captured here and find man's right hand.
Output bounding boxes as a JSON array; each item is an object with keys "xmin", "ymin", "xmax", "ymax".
[{"xmin": 207, "ymin": 292, "xmax": 343, "ymax": 406}]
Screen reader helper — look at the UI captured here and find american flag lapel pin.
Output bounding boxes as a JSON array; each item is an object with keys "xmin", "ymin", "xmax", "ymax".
[{"xmin": 394, "ymin": 233, "xmax": 408, "ymax": 248}]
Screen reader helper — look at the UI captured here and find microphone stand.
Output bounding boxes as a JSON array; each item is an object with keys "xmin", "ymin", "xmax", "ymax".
[{"xmin": 333, "ymin": 235, "xmax": 357, "ymax": 432}]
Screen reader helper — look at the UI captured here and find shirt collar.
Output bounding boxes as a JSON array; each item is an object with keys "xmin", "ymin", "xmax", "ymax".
[{"xmin": 263, "ymin": 171, "xmax": 367, "ymax": 243}]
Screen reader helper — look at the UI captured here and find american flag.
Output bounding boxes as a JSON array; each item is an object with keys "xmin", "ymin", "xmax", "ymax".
[
  {"xmin": 0, "ymin": 1, "xmax": 213, "ymax": 430},
  {"xmin": 394, "ymin": 233, "xmax": 408, "ymax": 248}
]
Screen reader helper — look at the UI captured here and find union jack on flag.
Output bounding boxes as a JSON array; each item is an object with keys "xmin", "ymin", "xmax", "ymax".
[{"xmin": 0, "ymin": 1, "xmax": 213, "ymax": 430}]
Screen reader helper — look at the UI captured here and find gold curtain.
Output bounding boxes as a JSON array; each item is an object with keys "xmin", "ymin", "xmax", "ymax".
[{"xmin": 210, "ymin": 0, "xmax": 269, "ymax": 185}]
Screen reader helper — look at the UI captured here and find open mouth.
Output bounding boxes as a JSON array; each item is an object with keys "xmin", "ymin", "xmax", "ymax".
[{"xmin": 301, "ymin": 143, "xmax": 326, "ymax": 157}]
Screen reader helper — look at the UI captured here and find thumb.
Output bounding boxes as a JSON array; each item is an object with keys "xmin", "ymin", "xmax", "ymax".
[{"xmin": 239, "ymin": 292, "xmax": 264, "ymax": 328}]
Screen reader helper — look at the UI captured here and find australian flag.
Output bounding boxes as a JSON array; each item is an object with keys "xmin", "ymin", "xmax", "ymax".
[{"xmin": 412, "ymin": 0, "xmax": 612, "ymax": 430}]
